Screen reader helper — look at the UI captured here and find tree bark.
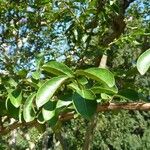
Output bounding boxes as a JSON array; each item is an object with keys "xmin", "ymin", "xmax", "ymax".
[
  {"xmin": 55, "ymin": 131, "xmax": 68, "ymax": 150},
  {"xmin": 82, "ymin": 114, "xmax": 97, "ymax": 150},
  {"xmin": 60, "ymin": 102, "xmax": 150, "ymax": 122}
]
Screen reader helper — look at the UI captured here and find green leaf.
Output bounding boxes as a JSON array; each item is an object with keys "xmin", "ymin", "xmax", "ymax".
[
  {"xmin": 0, "ymin": 101, "xmax": 7, "ymax": 116},
  {"xmin": 7, "ymin": 100, "xmax": 20, "ymax": 119},
  {"xmin": 78, "ymin": 89, "xmax": 96, "ymax": 100},
  {"xmin": 67, "ymin": 82, "xmax": 80, "ymax": 91},
  {"xmin": 24, "ymin": 78, "xmax": 39, "ymax": 89},
  {"xmin": 8, "ymin": 89, "xmax": 22, "ymax": 108},
  {"xmin": 36, "ymin": 75, "xmax": 68, "ymax": 108},
  {"xmin": 37, "ymin": 112, "xmax": 45, "ymax": 124},
  {"xmin": 56, "ymin": 100, "xmax": 72, "ymax": 109},
  {"xmin": 42, "ymin": 100, "xmax": 57, "ymax": 121},
  {"xmin": 77, "ymin": 76, "xmax": 88, "ymax": 85},
  {"xmin": 72, "ymin": 92, "xmax": 97, "ymax": 120},
  {"xmin": 23, "ymin": 93, "xmax": 36, "ymax": 122},
  {"xmin": 17, "ymin": 69, "xmax": 28, "ymax": 78},
  {"xmin": 126, "ymin": 67, "xmax": 138, "ymax": 77},
  {"xmin": 137, "ymin": 49, "xmax": 150, "ymax": 75},
  {"xmin": 35, "ymin": 55, "xmax": 44, "ymax": 70},
  {"xmin": 7, "ymin": 78, "xmax": 18, "ymax": 87},
  {"xmin": 36, "ymin": 124, "xmax": 46, "ymax": 133},
  {"xmin": 68, "ymin": 82, "xmax": 96, "ymax": 100},
  {"xmin": 32, "ymin": 71, "xmax": 41, "ymax": 80},
  {"xmin": 76, "ymin": 68, "xmax": 115, "ymax": 87},
  {"xmin": 116, "ymin": 89, "xmax": 139, "ymax": 101},
  {"xmin": 19, "ymin": 105, "xmax": 23, "ymax": 122},
  {"xmin": 48, "ymin": 115, "xmax": 58, "ymax": 127},
  {"xmin": 42, "ymin": 61, "xmax": 74, "ymax": 77},
  {"xmin": 101, "ymin": 93, "xmax": 112, "ymax": 100},
  {"xmin": 91, "ymin": 84, "xmax": 118, "ymax": 95}
]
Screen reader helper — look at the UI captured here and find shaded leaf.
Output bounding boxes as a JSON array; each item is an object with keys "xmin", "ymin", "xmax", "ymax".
[
  {"xmin": 37, "ymin": 112, "xmax": 45, "ymax": 124},
  {"xmin": 116, "ymin": 89, "xmax": 139, "ymax": 101},
  {"xmin": 126, "ymin": 67, "xmax": 138, "ymax": 77},
  {"xmin": 0, "ymin": 101, "xmax": 7, "ymax": 115},
  {"xmin": 17, "ymin": 69, "xmax": 28, "ymax": 78},
  {"xmin": 48, "ymin": 115, "xmax": 58, "ymax": 127},
  {"xmin": 24, "ymin": 78, "xmax": 39, "ymax": 89},
  {"xmin": 72, "ymin": 92, "xmax": 97, "ymax": 120},
  {"xmin": 42, "ymin": 100, "xmax": 57, "ymax": 121},
  {"xmin": 7, "ymin": 100, "xmax": 20, "ymax": 119}
]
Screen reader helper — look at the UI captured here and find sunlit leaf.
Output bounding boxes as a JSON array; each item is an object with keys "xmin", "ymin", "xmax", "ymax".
[
  {"xmin": 8, "ymin": 89, "xmax": 22, "ymax": 108},
  {"xmin": 32, "ymin": 71, "xmax": 41, "ymax": 80},
  {"xmin": 42, "ymin": 61, "xmax": 74, "ymax": 77},
  {"xmin": 76, "ymin": 68, "xmax": 115, "ymax": 87},
  {"xmin": 23, "ymin": 93, "xmax": 36, "ymax": 122},
  {"xmin": 56, "ymin": 100, "xmax": 72, "ymax": 109},
  {"xmin": 101, "ymin": 93, "xmax": 112, "ymax": 100},
  {"xmin": 36, "ymin": 75, "xmax": 69, "ymax": 108},
  {"xmin": 68, "ymin": 82, "xmax": 96, "ymax": 100},
  {"xmin": 77, "ymin": 76, "xmax": 88, "ymax": 85},
  {"xmin": 137, "ymin": 49, "xmax": 150, "ymax": 75},
  {"xmin": 91, "ymin": 84, "xmax": 118, "ymax": 95}
]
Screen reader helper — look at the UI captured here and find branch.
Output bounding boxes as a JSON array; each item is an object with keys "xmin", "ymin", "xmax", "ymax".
[
  {"xmin": 97, "ymin": 102, "xmax": 150, "ymax": 111},
  {"xmin": 99, "ymin": 0, "xmax": 136, "ymax": 47},
  {"xmin": 83, "ymin": 114, "xmax": 97, "ymax": 150},
  {"xmin": 1, "ymin": 102, "xmax": 150, "ymax": 135},
  {"xmin": 60, "ymin": 102, "xmax": 150, "ymax": 121},
  {"xmin": 0, "ymin": 120, "xmax": 37, "ymax": 135}
]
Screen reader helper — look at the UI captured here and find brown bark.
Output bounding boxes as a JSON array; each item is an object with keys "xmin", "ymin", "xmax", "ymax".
[
  {"xmin": 60, "ymin": 102, "xmax": 150, "ymax": 122},
  {"xmin": 82, "ymin": 114, "xmax": 97, "ymax": 150},
  {"xmin": 0, "ymin": 120, "xmax": 37, "ymax": 135},
  {"xmin": 97, "ymin": 102, "xmax": 150, "ymax": 111}
]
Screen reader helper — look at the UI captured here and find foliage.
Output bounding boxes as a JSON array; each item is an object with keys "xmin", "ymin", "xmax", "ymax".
[
  {"xmin": 63, "ymin": 111, "xmax": 150, "ymax": 150},
  {"xmin": 1, "ymin": 61, "xmax": 117, "ymax": 123},
  {"xmin": 0, "ymin": 0, "xmax": 150, "ymax": 149}
]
